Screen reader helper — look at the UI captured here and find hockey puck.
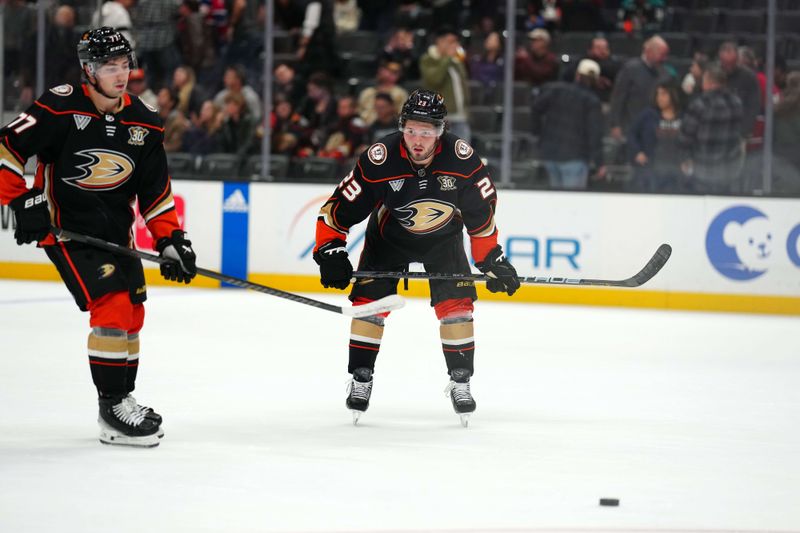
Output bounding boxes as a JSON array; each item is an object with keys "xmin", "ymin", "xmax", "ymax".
[{"xmin": 599, "ymin": 498, "xmax": 620, "ymax": 507}]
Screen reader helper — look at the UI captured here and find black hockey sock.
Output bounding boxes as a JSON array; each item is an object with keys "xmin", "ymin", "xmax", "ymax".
[
  {"xmin": 440, "ymin": 318, "xmax": 475, "ymax": 375},
  {"xmin": 88, "ymin": 328, "xmax": 128, "ymax": 397},
  {"xmin": 347, "ymin": 317, "xmax": 384, "ymax": 374},
  {"xmin": 125, "ymin": 333, "xmax": 139, "ymax": 393}
]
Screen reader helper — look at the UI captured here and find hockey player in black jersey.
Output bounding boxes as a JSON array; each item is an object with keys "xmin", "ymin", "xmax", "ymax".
[
  {"xmin": 0, "ymin": 28, "xmax": 198, "ymax": 447},
  {"xmin": 313, "ymin": 89, "xmax": 520, "ymax": 426}
]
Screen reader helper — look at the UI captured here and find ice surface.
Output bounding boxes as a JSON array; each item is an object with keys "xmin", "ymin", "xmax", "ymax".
[{"xmin": 1, "ymin": 280, "xmax": 799, "ymax": 533}]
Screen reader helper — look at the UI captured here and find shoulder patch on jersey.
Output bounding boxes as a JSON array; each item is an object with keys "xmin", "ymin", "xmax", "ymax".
[
  {"xmin": 49, "ymin": 84, "xmax": 73, "ymax": 96},
  {"xmin": 367, "ymin": 143, "xmax": 388, "ymax": 165},
  {"xmin": 454, "ymin": 139, "xmax": 474, "ymax": 160}
]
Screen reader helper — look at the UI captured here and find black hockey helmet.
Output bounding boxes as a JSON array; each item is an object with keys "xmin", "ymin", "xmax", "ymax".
[
  {"xmin": 77, "ymin": 27, "xmax": 136, "ymax": 74},
  {"xmin": 399, "ymin": 89, "xmax": 447, "ymax": 130}
]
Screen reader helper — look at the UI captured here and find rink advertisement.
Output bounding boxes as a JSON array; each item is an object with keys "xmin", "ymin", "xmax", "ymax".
[{"xmin": 2, "ymin": 181, "xmax": 798, "ymax": 314}]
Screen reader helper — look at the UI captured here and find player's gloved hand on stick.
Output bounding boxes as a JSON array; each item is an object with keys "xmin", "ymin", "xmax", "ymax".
[
  {"xmin": 475, "ymin": 245, "xmax": 520, "ymax": 296},
  {"xmin": 9, "ymin": 189, "xmax": 50, "ymax": 245},
  {"xmin": 155, "ymin": 230, "xmax": 197, "ymax": 284},
  {"xmin": 313, "ymin": 239, "xmax": 353, "ymax": 290}
]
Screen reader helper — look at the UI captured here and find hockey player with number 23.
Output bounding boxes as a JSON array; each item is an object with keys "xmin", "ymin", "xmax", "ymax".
[
  {"xmin": 0, "ymin": 27, "xmax": 198, "ymax": 447},
  {"xmin": 314, "ymin": 89, "xmax": 521, "ymax": 427}
]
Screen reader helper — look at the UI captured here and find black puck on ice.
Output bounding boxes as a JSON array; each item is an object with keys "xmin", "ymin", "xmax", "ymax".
[{"xmin": 599, "ymin": 498, "xmax": 620, "ymax": 507}]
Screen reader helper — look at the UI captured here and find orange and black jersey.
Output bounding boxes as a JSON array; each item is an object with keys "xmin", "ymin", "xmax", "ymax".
[
  {"xmin": 315, "ymin": 131, "xmax": 499, "ymax": 263},
  {"xmin": 0, "ymin": 83, "xmax": 180, "ymax": 247}
]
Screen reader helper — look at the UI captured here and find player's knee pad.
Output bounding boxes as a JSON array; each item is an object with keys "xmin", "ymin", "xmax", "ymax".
[
  {"xmin": 88, "ymin": 291, "xmax": 135, "ymax": 331},
  {"xmin": 435, "ymin": 298, "xmax": 474, "ymax": 323}
]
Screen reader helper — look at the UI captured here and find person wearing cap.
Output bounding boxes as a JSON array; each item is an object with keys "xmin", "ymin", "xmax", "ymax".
[
  {"xmin": 531, "ymin": 58, "xmax": 606, "ymax": 190},
  {"xmin": 514, "ymin": 28, "xmax": 559, "ymax": 87},
  {"xmin": 560, "ymin": 36, "xmax": 620, "ymax": 102},
  {"xmin": 420, "ymin": 26, "xmax": 471, "ymax": 141},
  {"xmin": 127, "ymin": 68, "xmax": 158, "ymax": 110},
  {"xmin": 357, "ymin": 61, "xmax": 409, "ymax": 125}
]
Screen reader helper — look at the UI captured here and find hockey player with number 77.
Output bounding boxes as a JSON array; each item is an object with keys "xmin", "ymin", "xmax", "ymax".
[
  {"xmin": 0, "ymin": 27, "xmax": 198, "ymax": 447},
  {"xmin": 313, "ymin": 89, "xmax": 521, "ymax": 427}
]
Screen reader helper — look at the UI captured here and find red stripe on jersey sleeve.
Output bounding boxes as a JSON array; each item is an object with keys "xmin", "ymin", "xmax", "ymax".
[
  {"xmin": 0, "ymin": 169, "xmax": 28, "ymax": 204},
  {"xmin": 315, "ymin": 219, "xmax": 347, "ymax": 252},
  {"xmin": 470, "ymin": 233, "xmax": 498, "ymax": 263}
]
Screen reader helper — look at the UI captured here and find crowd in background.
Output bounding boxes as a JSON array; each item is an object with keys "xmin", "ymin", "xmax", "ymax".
[{"xmin": 2, "ymin": 0, "xmax": 800, "ymax": 195}]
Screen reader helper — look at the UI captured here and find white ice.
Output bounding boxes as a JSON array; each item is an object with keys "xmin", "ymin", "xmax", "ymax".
[{"xmin": 1, "ymin": 280, "xmax": 799, "ymax": 533}]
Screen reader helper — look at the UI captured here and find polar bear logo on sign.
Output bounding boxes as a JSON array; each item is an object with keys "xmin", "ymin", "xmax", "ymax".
[
  {"xmin": 706, "ymin": 205, "xmax": 772, "ymax": 281},
  {"xmin": 722, "ymin": 216, "xmax": 772, "ymax": 273}
]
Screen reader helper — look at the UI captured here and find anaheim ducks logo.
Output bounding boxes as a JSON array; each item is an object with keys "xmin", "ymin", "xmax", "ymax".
[
  {"xmin": 65, "ymin": 149, "xmax": 135, "ymax": 191},
  {"xmin": 97, "ymin": 264, "xmax": 116, "ymax": 279},
  {"xmin": 395, "ymin": 199, "xmax": 456, "ymax": 234}
]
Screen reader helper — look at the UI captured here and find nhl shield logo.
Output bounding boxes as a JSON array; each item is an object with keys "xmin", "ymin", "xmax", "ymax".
[
  {"xmin": 437, "ymin": 175, "xmax": 457, "ymax": 191},
  {"xmin": 127, "ymin": 126, "xmax": 149, "ymax": 146}
]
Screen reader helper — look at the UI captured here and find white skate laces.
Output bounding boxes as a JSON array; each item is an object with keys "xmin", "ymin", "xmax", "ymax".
[
  {"xmin": 123, "ymin": 394, "xmax": 152, "ymax": 419},
  {"xmin": 112, "ymin": 399, "xmax": 148, "ymax": 427},
  {"xmin": 346, "ymin": 378, "xmax": 373, "ymax": 401},
  {"xmin": 444, "ymin": 380, "xmax": 472, "ymax": 405}
]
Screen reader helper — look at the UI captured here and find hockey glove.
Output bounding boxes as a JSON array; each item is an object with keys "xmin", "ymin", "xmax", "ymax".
[
  {"xmin": 155, "ymin": 230, "xmax": 197, "ymax": 284},
  {"xmin": 9, "ymin": 189, "xmax": 50, "ymax": 245},
  {"xmin": 313, "ymin": 239, "xmax": 353, "ymax": 290},
  {"xmin": 475, "ymin": 245, "xmax": 521, "ymax": 296}
]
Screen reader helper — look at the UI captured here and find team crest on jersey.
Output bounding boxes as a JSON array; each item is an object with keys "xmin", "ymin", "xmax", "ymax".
[
  {"xmin": 97, "ymin": 264, "xmax": 116, "ymax": 279},
  {"xmin": 65, "ymin": 149, "xmax": 135, "ymax": 191},
  {"xmin": 49, "ymin": 84, "xmax": 73, "ymax": 96},
  {"xmin": 395, "ymin": 199, "xmax": 456, "ymax": 235},
  {"xmin": 389, "ymin": 179, "xmax": 405, "ymax": 192},
  {"xmin": 367, "ymin": 143, "xmax": 387, "ymax": 165},
  {"xmin": 127, "ymin": 126, "xmax": 149, "ymax": 146},
  {"xmin": 437, "ymin": 175, "xmax": 457, "ymax": 191},
  {"xmin": 455, "ymin": 139, "xmax": 473, "ymax": 160}
]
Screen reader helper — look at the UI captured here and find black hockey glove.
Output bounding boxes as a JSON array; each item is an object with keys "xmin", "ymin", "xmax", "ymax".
[
  {"xmin": 155, "ymin": 230, "xmax": 197, "ymax": 284},
  {"xmin": 9, "ymin": 189, "xmax": 50, "ymax": 245},
  {"xmin": 313, "ymin": 239, "xmax": 352, "ymax": 290},
  {"xmin": 475, "ymin": 245, "xmax": 521, "ymax": 296}
]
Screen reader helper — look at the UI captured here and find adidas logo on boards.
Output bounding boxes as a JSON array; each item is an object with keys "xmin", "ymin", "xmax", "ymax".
[{"xmin": 223, "ymin": 189, "xmax": 248, "ymax": 213}]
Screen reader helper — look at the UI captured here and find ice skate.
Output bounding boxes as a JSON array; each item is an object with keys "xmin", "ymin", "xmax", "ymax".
[
  {"xmin": 124, "ymin": 394, "xmax": 164, "ymax": 438},
  {"xmin": 444, "ymin": 368, "xmax": 476, "ymax": 428},
  {"xmin": 97, "ymin": 396, "xmax": 161, "ymax": 447},
  {"xmin": 346, "ymin": 367, "xmax": 373, "ymax": 425}
]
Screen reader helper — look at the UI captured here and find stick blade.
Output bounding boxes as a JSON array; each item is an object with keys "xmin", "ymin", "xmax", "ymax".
[
  {"xmin": 343, "ymin": 294, "xmax": 406, "ymax": 318},
  {"xmin": 628, "ymin": 243, "xmax": 672, "ymax": 287}
]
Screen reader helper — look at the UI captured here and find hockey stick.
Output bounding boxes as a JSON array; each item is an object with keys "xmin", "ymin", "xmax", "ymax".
[
  {"xmin": 353, "ymin": 243, "xmax": 672, "ymax": 288},
  {"xmin": 50, "ymin": 227, "xmax": 404, "ymax": 318}
]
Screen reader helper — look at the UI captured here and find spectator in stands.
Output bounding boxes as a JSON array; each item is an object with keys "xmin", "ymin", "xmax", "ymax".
[
  {"xmin": 358, "ymin": 0, "xmax": 396, "ymax": 34},
  {"xmin": 525, "ymin": 0, "xmax": 561, "ymax": 32},
  {"xmin": 217, "ymin": 92, "xmax": 259, "ymax": 162},
  {"xmin": 296, "ymin": 72, "xmax": 338, "ymax": 155},
  {"xmin": 318, "ymin": 96, "xmax": 368, "ymax": 161},
  {"xmin": 46, "ymin": 5, "xmax": 82, "ymax": 89},
  {"xmin": 182, "ymin": 99, "xmax": 223, "ymax": 154},
  {"xmin": 421, "ymin": 26, "xmax": 471, "ymax": 141},
  {"xmin": 157, "ymin": 88, "xmax": 190, "ymax": 153},
  {"xmin": 226, "ymin": 0, "xmax": 266, "ymax": 77},
  {"xmin": 276, "ymin": 0, "xmax": 339, "ymax": 77},
  {"xmin": 128, "ymin": 68, "xmax": 158, "ymax": 110},
  {"xmin": 680, "ymin": 52, "xmax": 708, "ymax": 103},
  {"xmin": 381, "ymin": 28, "xmax": 420, "ymax": 82},
  {"xmin": 273, "ymin": 62, "xmax": 305, "ymax": 108},
  {"xmin": 367, "ymin": 92, "xmax": 400, "ymax": 144},
  {"xmin": 172, "ymin": 66, "xmax": 205, "ymax": 121},
  {"xmin": 514, "ymin": 28, "xmax": 559, "ymax": 87},
  {"xmin": 334, "ymin": 0, "xmax": 360, "ymax": 33},
  {"xmin": 214, "ymin": 65, "xmax": 262, "ymax": 122},
  {"xmin": 177, "ymin": 0, "xmax": 216, "ymax": 75},
  {"xmin": 133, "ymin": 0, "xmax": 180, "ymax": 90},
  {"xmin": 737, "ymin": 46, "xmax": 758, "ymax": 72},
  {"xmin": 531, "ymin": 59, "xmax": 605, "ymax": 190},
  {"xmin": 772, "ymin": 71, "xmax": 800, "ymax": 194},
  {"xmin": 718, "ymin": 41, "xmax": 760, "ymax": 138},
  {"xmin": 618, "ymin": 0, "xmax": 665, "ymax": 34},
  {"xmin": 609, "ymin": 35, "xmax": 670, "ymax": 141},
  {"xmin": 268, "ymin": 94, "xmax": 309, "ymax": 156},
  {"xmin": 93, "ymin": 0, "xmax": 136, "ymax": 48},
  {"xmin": 756, "ymin": 54, "xmax": 787, "ymax": 109},
  {"xmin": 3, "ymin": 0, "xmax": 35, "ymax": 109},
  {"xmin": 679, "ymin": 65, "xmax": 744, "ymax": 195},
  {"xmin": 357, "ymin": 61, "xmax": 408, "ymax": 125},
  {"xmin": 627, "ymin": 80, "xmax": 685, "ymax": 193},
  {"xmin": 561, "ymin": 36, "xmax": 619, "ymax": 102},
  {"xmin": 469, "ymin": 31, "xmax": 504, "ymax": 87}
]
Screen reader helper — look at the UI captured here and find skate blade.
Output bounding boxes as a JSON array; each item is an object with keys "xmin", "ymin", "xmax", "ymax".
[
  {"xmin": 459, "ymin": 414, "xmax": 470, "ymax": 428},
  {"xmin": 98, "ymin": 421, "xmax": 161, "ymax": 448},
  {"xmin": 350, "ymin": 410, "xmax": 363, "ymax": 425}
]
